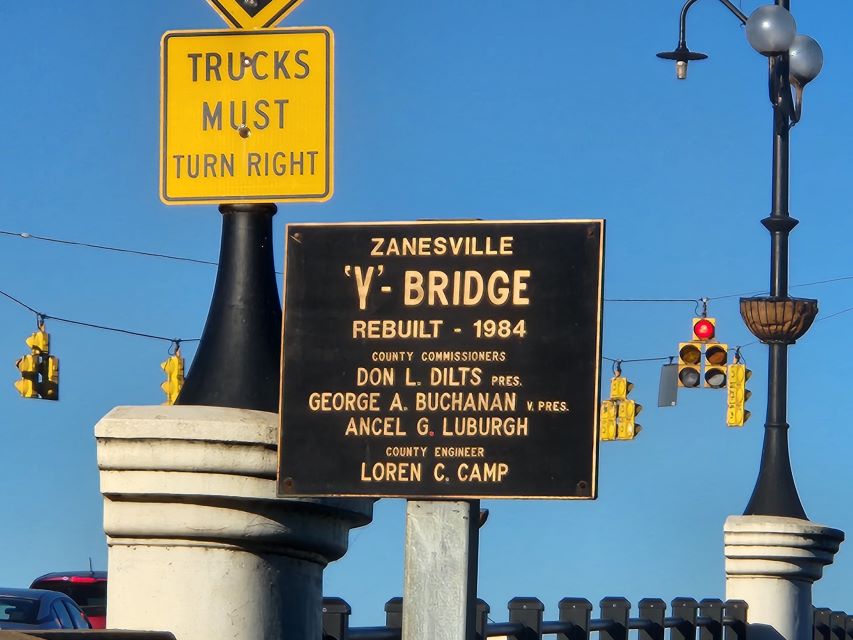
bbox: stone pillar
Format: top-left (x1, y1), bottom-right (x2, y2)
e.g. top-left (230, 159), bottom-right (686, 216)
top-left (96, 405), bottom-right (373, 640)
top-left (725, 516), bottom-right (844, 640)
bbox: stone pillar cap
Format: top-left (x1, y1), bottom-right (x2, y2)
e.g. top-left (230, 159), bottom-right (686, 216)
top-left (725, 515), bottom-right (844, 540)
top-left (95, 405), bottom-right (276, 444)
top-left (725, 515), bottom-right (844, 582)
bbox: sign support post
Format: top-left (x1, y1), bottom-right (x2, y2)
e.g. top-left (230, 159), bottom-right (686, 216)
top-left (402, 500), bottom-right (480, 640)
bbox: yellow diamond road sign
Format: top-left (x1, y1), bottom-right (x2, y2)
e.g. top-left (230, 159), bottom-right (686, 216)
top-left (160, 28), bottom-right (333, 205)
top-left (206, 0), bottom-right (304, 29)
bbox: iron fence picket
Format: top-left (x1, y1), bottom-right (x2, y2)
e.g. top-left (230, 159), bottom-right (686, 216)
top-left (723, 600), bottom-right (747, 640)
top-left (476, 598), bottom-right (491, 640)
top-left (671, 598), bottom-right (699, 640)
top-left (814, 608), bottom-right (833, 640)
top-left (508, 597), bottom-right (545, 640)
top-left (638, 598), bottom-right (666, 640)
top-left (699, 599), bottom-right (724, 640)
top-left (832, 613), bottom-right (848, 640)
top-left (322, 597), bottom-right (351, 640)
top-left (599, 598), bottom-right (630, 640)
top-left (559, 598), bottom-right (593, 640)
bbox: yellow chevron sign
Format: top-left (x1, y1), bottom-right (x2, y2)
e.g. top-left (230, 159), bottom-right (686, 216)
top-left (206, 0), bottom-right (304, 29)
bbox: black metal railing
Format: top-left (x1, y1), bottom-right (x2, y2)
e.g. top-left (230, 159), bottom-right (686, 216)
top-left (322, 597), bottom-right (748, 640)
top-left (812, 608), bottom-right (853, 640)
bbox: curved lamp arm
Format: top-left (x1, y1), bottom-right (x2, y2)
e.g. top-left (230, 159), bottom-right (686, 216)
top-left (769, 57), bottom-right (801, 128)
top-left (678, 0), bottom-right (746, 43)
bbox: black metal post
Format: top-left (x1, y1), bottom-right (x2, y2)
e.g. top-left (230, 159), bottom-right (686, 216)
top-left (638, 599), bottom-right (666, 640)
top-left (559, 599), bottom-right (593, 640)
top-left (742, 0), bottom-right (808, 518)
top-left (671, 598), bottom-right (698, 640)
top-left (475, 599), bottom-right (490, 640)
top-left (385, 598), bottom-right (403, 630)
top-left (322, 598), bottom-right (352, 640)
top-left (600, 598), bottom-right (630, 640)
top-left (508, 598), bottom-right (545, 640)
top-left (723, 601), bottom-right (747, 640)
top-left (699, 599), bottom-right (724, 640)
top-left (815, 609), bottom-right (833, 640)
top-left (177, 203), bottom-right (282, 412)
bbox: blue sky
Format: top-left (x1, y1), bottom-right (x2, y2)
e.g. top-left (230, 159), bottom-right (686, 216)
top-left (2, 0), bottom-right (852, 627)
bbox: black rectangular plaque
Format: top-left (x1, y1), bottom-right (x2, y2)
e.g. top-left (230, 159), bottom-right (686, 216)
top-left (278, 220), bottom-right (604, 499)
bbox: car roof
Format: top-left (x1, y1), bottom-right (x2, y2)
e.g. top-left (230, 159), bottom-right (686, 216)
top-left (31, 572), bottom-right (107, 582)
top-left (0, 588), bottom-right (74, 615)
top-left (0, 587), bottom-right (67, 599)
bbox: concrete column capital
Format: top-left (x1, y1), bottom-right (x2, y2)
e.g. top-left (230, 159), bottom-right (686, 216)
top-left (97, 405), bottom-right (373, 640)
top-left (725, 515), bottom-right (844, 640)
top-left (97, 405), bottom-right (372, 561)
top-left (725, 515), bottom-right (844, 583)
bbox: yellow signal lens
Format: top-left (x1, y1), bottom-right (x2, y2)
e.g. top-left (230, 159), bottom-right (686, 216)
top-left (679, 343), bottom-right (701, 365)
top-left (705, 344), bottom-right (728, 366)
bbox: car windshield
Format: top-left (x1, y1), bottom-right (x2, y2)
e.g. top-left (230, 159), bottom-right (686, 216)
top-left (30, 582), bottom-right (106, 615)
top-left (0, 597), bottom-right (39, 623)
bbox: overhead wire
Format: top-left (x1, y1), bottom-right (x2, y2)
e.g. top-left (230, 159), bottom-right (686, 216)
top-left (0, 230), bottom-right (218, 268)
top-left (604, 305), bottom-right (853, 365)
top-left (0, 229), bottom-right (284, 275)
top-left (0, 289), bottom-right (40, 316)
top-left (3, 229), bottom-right (851, 295)
top-left (1, 229), bottom-right (850, 363)
top-left (0, 287), bottom-right (198, 344)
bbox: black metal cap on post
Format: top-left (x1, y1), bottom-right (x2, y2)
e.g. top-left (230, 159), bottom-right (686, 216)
top-left (177, 203), bottom-right (282, 412)
top-left (743, 416), bottom-right (806, 519)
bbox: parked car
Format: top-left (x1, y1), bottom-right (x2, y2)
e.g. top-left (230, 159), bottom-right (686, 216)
top-left (0, 587), bottom-right (91, 630)
top-left (30, 571), bottom-right (107, 629)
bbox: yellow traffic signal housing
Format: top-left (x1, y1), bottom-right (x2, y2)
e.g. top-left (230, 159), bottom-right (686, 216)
top-left (14, 324), bottom-right (59, 400)
top-left (692, 317), bottom-right (716, 342)
top-left (26, 328), bottom-right (50, 354)
top-left (610, 375), bottom-right (632, 401)
top-left (600, 400), bottom-right (617, 441)
top-left (704, 343), bottom-right (728, 389)
top-left (678, 342), bottom-right (702, 388)
top-left (161, 351), bottom-right (185, 405)
top-left (14, 354), bottom-right (39, 398)
top-left (726, 363), bottom-right (752, 427)
top-left (41, 356), bottom-right (59, 401)
top-left (616, 399), bottom-right (642, 440)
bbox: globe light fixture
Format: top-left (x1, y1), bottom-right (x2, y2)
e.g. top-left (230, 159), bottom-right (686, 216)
top-left (789, 35), bottom-right (823, 86)
top-left (745, 5), bottom-right (797, 56)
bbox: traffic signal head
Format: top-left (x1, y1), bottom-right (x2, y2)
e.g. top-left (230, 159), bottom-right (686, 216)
top-left (704, 343), bottom-right (728, 388)
top-left (692, 317), bottom-right (716, 342)
top-left (14, 354), bottom-right (39, 398)
top-left (726, 363), bottom-right (752, 427)
top-left (678, 342), bottom-right (702, 388)
top-left (616, 399), bottom-right (642, 440)
top-left (600, 400), bottom-right (617, 441)
top-left (41, 356), bottom-right (59, 401)
top-left (160, 352), bottom-right (185, 405)
top-left (610, 375), bottom-right (632, 401)
top-left (26, 328), bottom-right (50, 354)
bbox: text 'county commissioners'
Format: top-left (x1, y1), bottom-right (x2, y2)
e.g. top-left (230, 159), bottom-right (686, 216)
top-left (160, 28), bottom-right (333, 205)
top-left (278, 220), bottom-right (605, 500)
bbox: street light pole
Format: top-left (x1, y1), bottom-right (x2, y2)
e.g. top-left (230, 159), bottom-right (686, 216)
top-left (745, 26), bottom-right (803, 517)
top-left (658, 0), bottom-right (823, 519)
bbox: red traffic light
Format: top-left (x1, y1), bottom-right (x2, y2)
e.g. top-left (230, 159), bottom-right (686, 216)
top-left (693, 318), bottom-right (715, 341)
